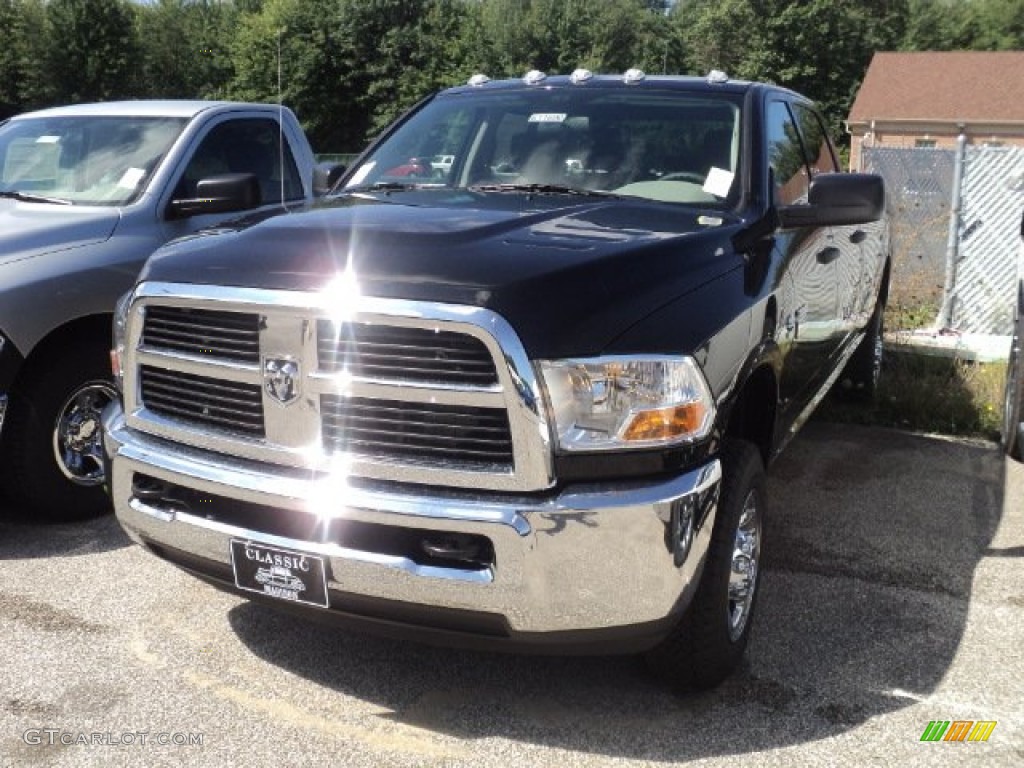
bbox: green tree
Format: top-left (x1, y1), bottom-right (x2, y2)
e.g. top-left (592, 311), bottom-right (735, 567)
top-left (0, 0), bottom-right (24, 117)
top-left (44, 0), bottom-right (140, 103)
top-left (675, 0), bottom-right (908, 145)
top-left (227, 0), bottom-right (369, 152)
top-left (135, 0), bottom-right (236, 100)
top-left (2, 0), bottom-right (49, 113)
top-left (947, 0), bottom-right (1024, 50)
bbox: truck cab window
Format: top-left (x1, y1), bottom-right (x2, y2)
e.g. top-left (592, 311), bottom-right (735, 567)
top-left (791, 103), bottom-right (838, 176)
top-left (766, 100), bottom-right (809, 206)
top-left (175, 118), bottom-right (303, 204)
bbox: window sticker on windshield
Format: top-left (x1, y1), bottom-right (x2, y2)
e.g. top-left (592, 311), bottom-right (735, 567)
top-left (6, 139), bottom-right (58, 182)
top-left (703, 167), bottom-right (734, 198)
top-left (346, 162), bottom-right (375, 187)
top-left (117, 168), bottom-right (147, 189)
top-left (35, 135), bottom-right (61, 144)
top-left (528, 113), bottom-right (567, 123)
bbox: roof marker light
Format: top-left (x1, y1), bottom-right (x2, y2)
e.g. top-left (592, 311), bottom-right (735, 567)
top-left (523, 70), bottom-right (547, 85)
top-left (468, 73), bottom-right (491, 86)
top-left (570, 68), bottom-right (594, 84)
top-left (623, 68), bottom-right (645, 84)
top-left (707, 70), bottom-right (729, 84)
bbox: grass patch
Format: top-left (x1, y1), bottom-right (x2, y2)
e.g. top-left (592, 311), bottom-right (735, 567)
top-left (884, 298), bottom-right (940, 332)
top-left (816, 349), bottom-right (1007, 440)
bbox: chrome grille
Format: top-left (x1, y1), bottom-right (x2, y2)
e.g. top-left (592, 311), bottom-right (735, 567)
top-left (142, 306), bottom-right (260, 363)
top-left (140, 366), bottom-right (264, 438)
top-left (322, 396), bottom-right (513, 467)
top-left (316, 320), bottom-right (498, 386)
top-left (124, 283), bottom-right (553, 492)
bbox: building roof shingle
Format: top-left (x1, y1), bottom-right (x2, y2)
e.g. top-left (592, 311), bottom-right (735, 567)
top-left (848, 51), bottom-right (1024, 125)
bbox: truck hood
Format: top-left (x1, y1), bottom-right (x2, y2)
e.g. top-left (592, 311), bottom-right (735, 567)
top-left (0, 199), bottom-right (119, 265)
top-left (141, 194), bottom-right (745, 357)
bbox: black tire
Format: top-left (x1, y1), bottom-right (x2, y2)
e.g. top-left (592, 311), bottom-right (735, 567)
top-left (1002, 281), bottom-right (1024, 461)
top-left (644, 440), bottom-right (766, 691)
top-left (1, 342), bottom-right (116, 521)
top-left (838, 297), bottom-right (885, 400)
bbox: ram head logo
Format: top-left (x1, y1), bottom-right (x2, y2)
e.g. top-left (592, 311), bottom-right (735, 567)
top-left (263, 357), bottom-right (300, 405)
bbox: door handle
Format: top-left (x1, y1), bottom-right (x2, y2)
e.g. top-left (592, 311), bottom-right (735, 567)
top-left (816, 246), bottom-right (841, 264)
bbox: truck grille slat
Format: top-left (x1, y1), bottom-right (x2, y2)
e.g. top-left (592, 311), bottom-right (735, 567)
top-left (140, 366), bottom-right (264, 437)
top-left (332, 419), bottom-right (511, 441)
top-left (143, 307), bottom-right (260, 363)
top-left (317, 320), bottom-right (497, 386)
top-left (342, 438), bottom-right (511, 462)
top-left (321, 395), bottom-right (513, 467)
top-left (142, 375), bottom-right (259, 408)
top-left (323, 404), bottom-right (511, 433)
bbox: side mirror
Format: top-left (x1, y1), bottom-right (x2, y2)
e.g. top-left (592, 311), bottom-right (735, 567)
top-left (167, 173), bottom-right (261, 219)
top-left (778, 173), bottom-right (885, 228)
top-left (313, 163), bottom-right (346, 196)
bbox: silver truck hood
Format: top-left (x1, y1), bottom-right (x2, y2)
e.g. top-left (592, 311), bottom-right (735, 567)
top-left (0, 199), bottom-right (119, 265)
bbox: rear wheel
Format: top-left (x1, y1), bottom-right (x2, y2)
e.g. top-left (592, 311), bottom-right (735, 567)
top-left (644, 440), bottom-right (765, 691)
top-left (1, 342), bottom-right (116, 520)
top-left (1002, 281), bottom-right (1024, 461)
top-left (839, 297), bottom-right (885, 400)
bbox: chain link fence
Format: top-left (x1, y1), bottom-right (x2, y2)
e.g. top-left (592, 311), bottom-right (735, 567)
top-left (861, 144), bottom-right (1024, 335)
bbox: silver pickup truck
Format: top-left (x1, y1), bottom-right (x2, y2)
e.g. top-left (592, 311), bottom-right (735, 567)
top-left (0, 100), bottom-right (336, 520)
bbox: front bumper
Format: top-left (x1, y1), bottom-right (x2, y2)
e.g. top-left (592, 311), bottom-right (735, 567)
top-left (103, 402), bottom-right (721, 652)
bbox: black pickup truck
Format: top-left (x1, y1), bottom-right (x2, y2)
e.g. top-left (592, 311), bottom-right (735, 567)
top-left (102, 69), bottom-right (889, 690)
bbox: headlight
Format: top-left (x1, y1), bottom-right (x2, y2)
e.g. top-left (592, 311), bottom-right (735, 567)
top-left (538, 356), bottom-right (715, 451)
top-left (110, 290), bottom-right (134, 391)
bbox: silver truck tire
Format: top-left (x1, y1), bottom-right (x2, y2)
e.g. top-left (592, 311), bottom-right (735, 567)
top-left (1, 343), bottom-right (115, 520)
top-left (644, 440), bottom-right (765, 690)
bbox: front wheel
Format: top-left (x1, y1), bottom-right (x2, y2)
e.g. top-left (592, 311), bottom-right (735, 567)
top-left (1, 342), bottom-right (116, 520)
top-left (644, 440), bottom-right (766, 691)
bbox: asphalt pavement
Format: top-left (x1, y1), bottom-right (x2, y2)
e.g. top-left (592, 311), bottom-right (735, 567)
top-left (1, 421), bottom-right (1022, 767)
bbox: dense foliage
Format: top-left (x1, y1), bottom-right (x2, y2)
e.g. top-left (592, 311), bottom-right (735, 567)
top-left (1, 0), bottom-right (1020, 154)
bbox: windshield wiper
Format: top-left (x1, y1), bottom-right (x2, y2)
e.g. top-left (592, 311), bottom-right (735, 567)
top-left (0, 190), bottom-right (73, 205)
top-left (469, 183), bottom-right (619, 199)
top-left (346, 181), bottom-right (431, 193)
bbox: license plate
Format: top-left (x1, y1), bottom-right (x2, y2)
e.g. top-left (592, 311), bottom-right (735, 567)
top-left (230, 540), bottom-right (329, 608)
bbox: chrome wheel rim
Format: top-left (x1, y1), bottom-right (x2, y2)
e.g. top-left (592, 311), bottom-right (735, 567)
top-left (53, 381), bottom-right (117, 486)
top-left (727, 489), bottom-right (761, 642)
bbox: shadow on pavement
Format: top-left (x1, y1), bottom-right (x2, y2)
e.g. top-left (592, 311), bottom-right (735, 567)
top-left (223, 422), bottom-right (1005, 760)
top-left (0, 504), bottom-right (130, 559)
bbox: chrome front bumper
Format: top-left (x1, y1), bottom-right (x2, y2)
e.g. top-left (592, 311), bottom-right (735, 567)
top-left (104, 402), bottom-right (720, 650)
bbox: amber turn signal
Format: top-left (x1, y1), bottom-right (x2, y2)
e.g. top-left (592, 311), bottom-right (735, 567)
top-left (622, 403), bottom-right (707, 442)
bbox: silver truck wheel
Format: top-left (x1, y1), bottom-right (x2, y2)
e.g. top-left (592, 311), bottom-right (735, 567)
top-left (645, 440), bottom-right (766, 691)
top-left (53, 381), bottom-right (117, 485)
top-left (0, 340), bottom-right (115, 520)
top-left (727, 489), bottom-right (762, 642)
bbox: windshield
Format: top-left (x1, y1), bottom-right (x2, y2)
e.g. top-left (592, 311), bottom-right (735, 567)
top-left (0, 115), bottom-right (187, 206)
top-left (345, 87), bottom-right (743, 207)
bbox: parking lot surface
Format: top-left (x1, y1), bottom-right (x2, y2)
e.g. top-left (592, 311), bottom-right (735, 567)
top-left (1, 421), bottom-right (1022, 767)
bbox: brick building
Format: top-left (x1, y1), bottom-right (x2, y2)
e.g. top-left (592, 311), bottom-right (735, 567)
top-left (846, 51), bottom-right (1024, 171)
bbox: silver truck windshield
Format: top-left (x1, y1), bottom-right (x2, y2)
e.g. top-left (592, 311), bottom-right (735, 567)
top-left (0, 115), bottom-right (187, 206)
top-left (345, 87), bottom-right (743, 206)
